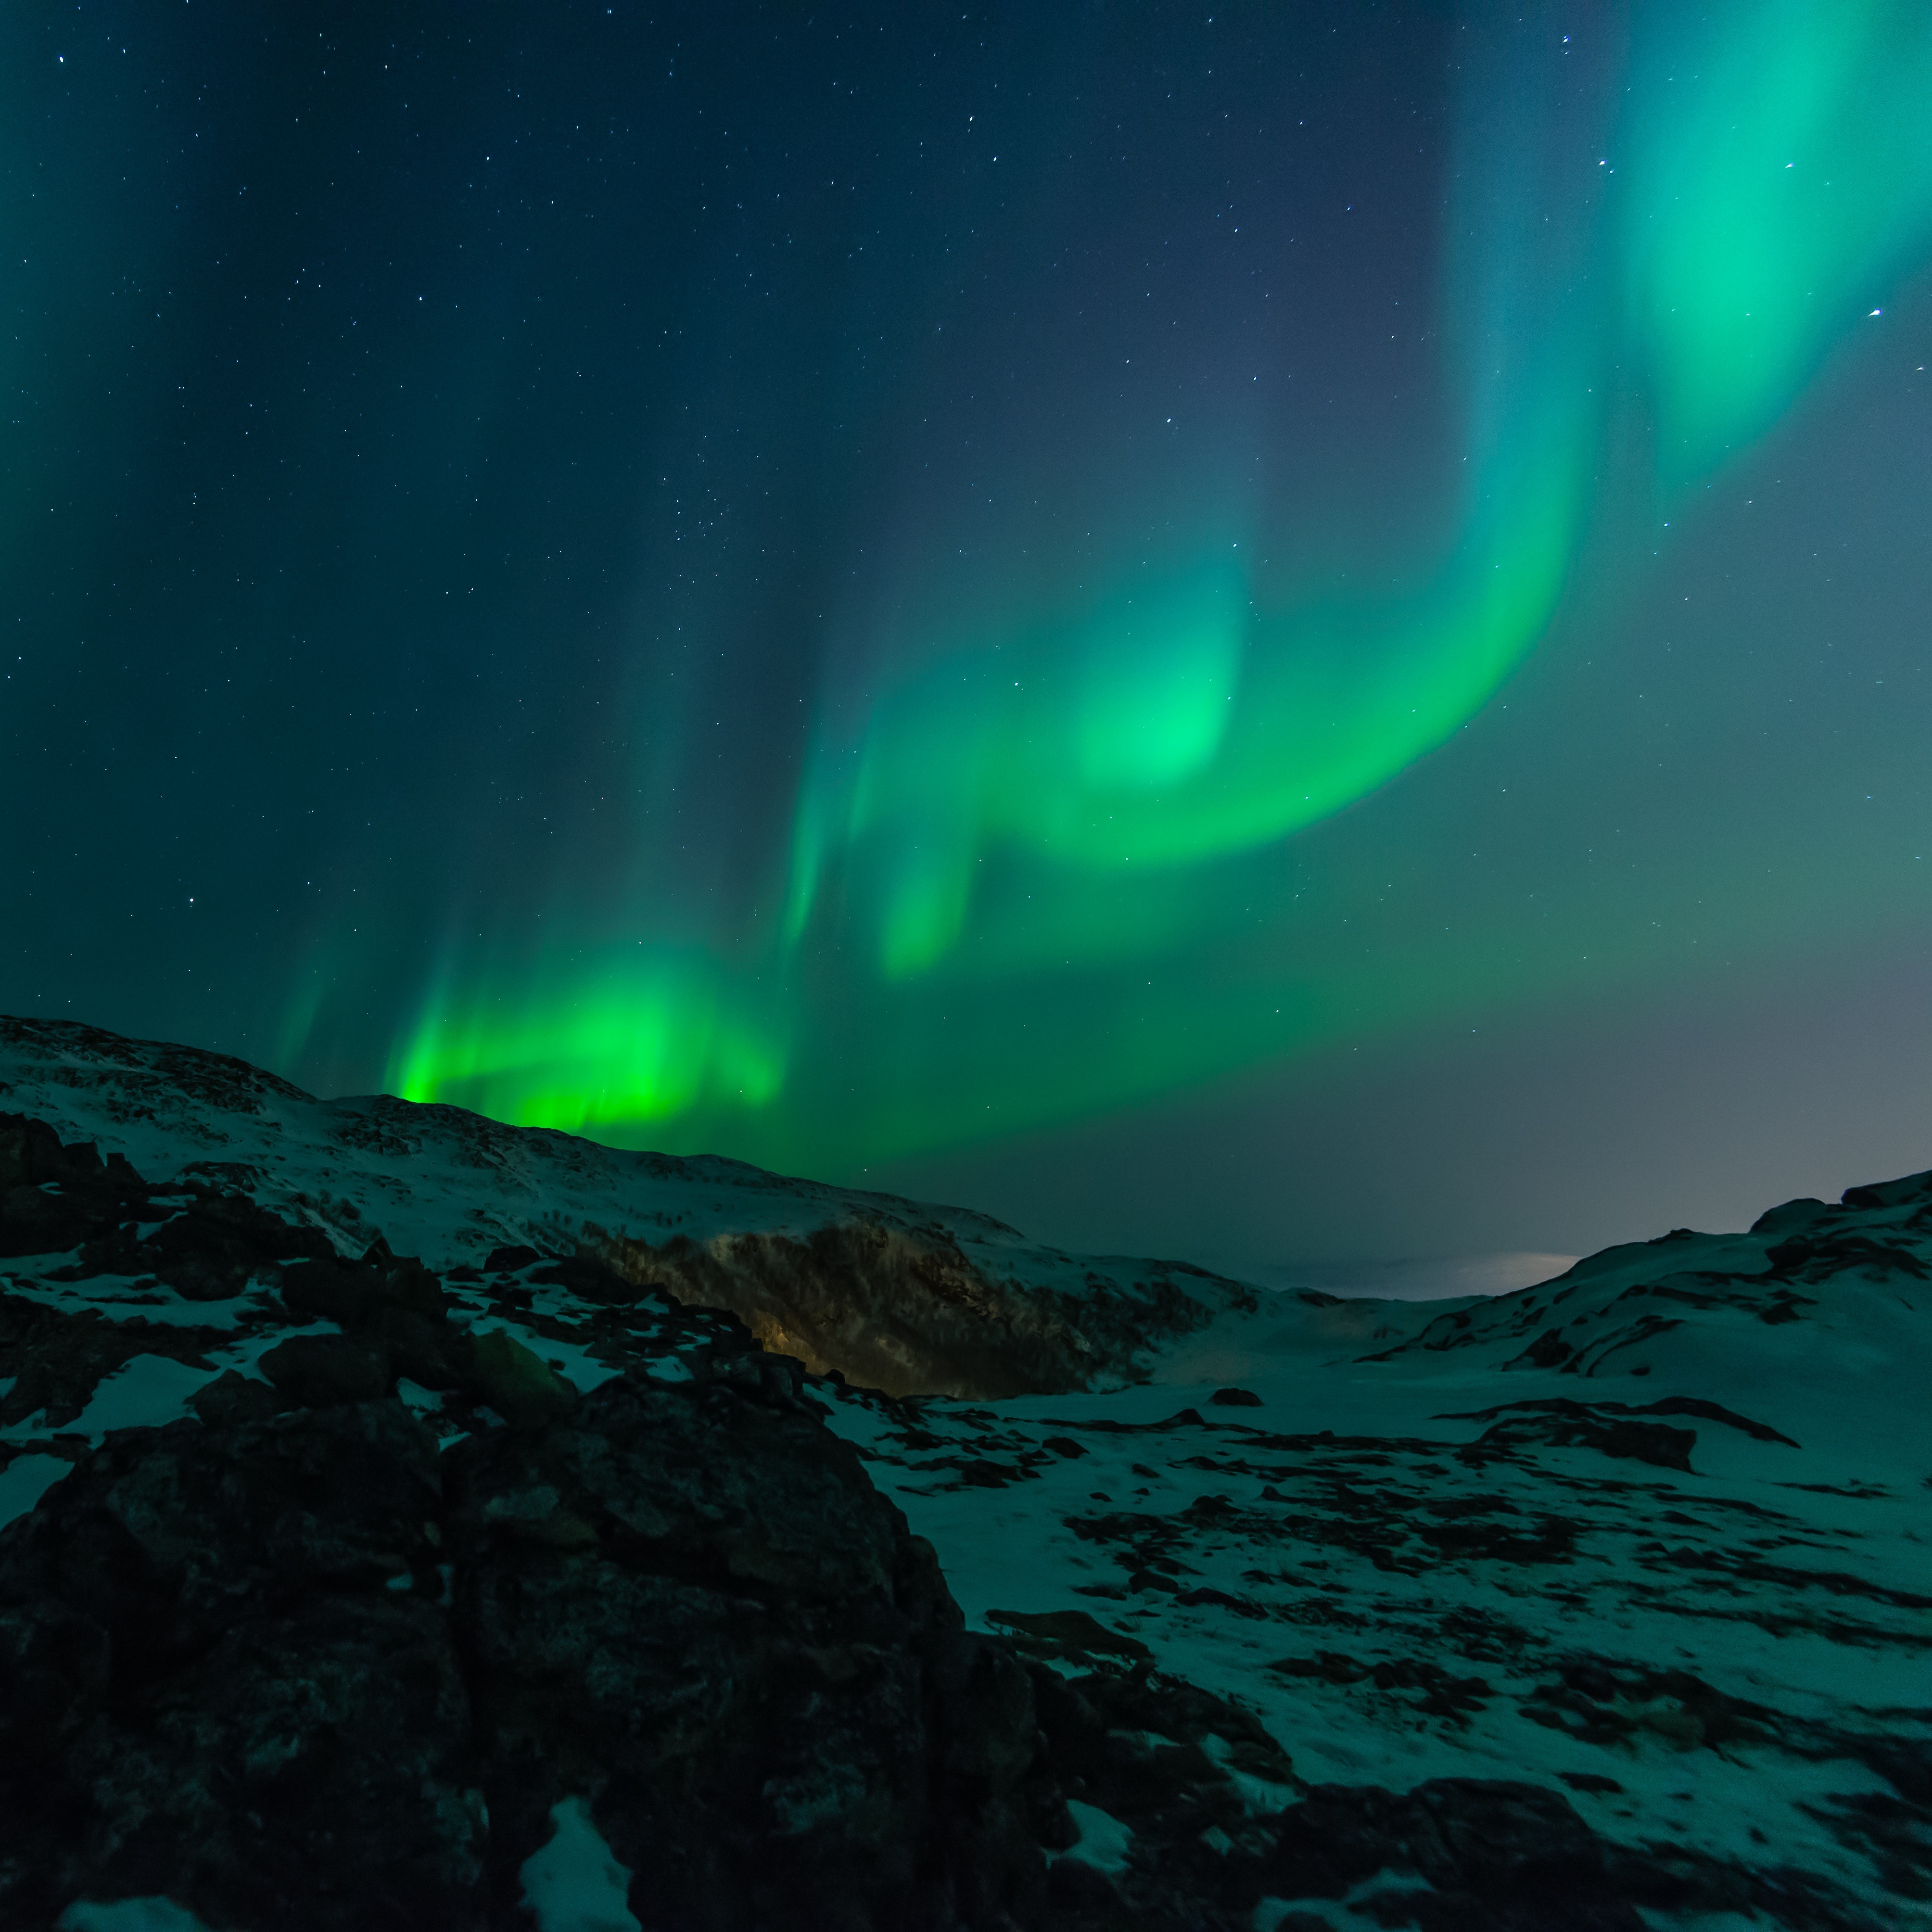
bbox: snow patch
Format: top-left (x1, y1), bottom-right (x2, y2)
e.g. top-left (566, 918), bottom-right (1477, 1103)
top-left (0, 1452), bottom-right (72, 1529)
top-left (520, 1794), bottom-right (640, 1932)
top-left (71, 1356), bottom-right (220, 1440)
top-left (1055, 1799), bottom-right (1134, 1876)
top-left (58, 1899), bottom-right (215, 1932)
top-left (394, 1376), bottom-right (444, 1415)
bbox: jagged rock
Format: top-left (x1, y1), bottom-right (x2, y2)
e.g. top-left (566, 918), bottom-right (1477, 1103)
top-left (1265, 1778), bottom-right (1642, 1930)
top-left (531, 1254), bottom-right (632, 1301)
top-left (0, 1375), bottom-right (1058, 1930)
top-left (467, 1328), bottom-right (577, 1426)
top-left (447, 1368), bottom-right (1047, 1926)
top-left (188, 1368), bottom-right (282, 1426)
top-left (595, 1219), bottom-right (1240, 1400)
top-left (279, 1255), bottom-right (395, 1327)
top-left (57, 1594), bottom-right (484, 1929)
top-left (281, 1250), bottom-right (474, 1392)
top-left (1019, 1661), bottom-right (1299, 1929)
top-left (0, 1596), bottom-right (110, 1773)
top-left (483, 1243), bottom-right (544, 1272)
top-left (0, 1114), bottom-right (131, 1260)
top-left (258, 1332), bottom-right (392, 1405)
top-left (0, 1294), bottom-right (215, 1433)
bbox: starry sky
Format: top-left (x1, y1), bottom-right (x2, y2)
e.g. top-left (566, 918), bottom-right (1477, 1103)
top-left (5, 1), bottom-right (1931, 1272)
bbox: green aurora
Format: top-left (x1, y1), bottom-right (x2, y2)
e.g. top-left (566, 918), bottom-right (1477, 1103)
top-left (380, 1), bottom-right (1932, 1168)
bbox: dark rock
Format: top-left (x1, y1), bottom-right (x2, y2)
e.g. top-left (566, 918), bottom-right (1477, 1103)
top-left (1026, 1778), bottom-right (1080, 1853)
top-left (61, 1596), bottom-right (482, 1931)
top-left (1450, 1396), bottom-right (1698, 1473)
top-left (0, 1118), bottom-right (330, 1279)
top-left (381, 1256), bottom-right (454, 1320)
top-left (0, 1408), bottom-right (476, 1928)
top-left (0, 1403), bottom-right (444, 1665)
top-left (0, 1597), bottom-right (110, 1773)
top-left (0, 1115), bottom-right (147, 1211)
top-left (161, 1250), bottom-right (251, 1300)
top-left (987, 1608), bottom-right (1154, 1667)
top-left (928, 1628), bottom-right (1039, 1797)
top-left (1749, 1196), bottom-right (1831, 1235)
top-left (1841, 1171), bottom-right (1932, 1211)
top-left (0, 1115), bottom-right (69, 1191)
top-left (466, 1328), bottom-right (576, 1427)
top-left (259, 1333), bottom-right (392, 1405)
top-left (1267, 1778), bottom-right (1643, 1929)
top-left (189, 1368), bottom-right (282, 1426)
top-left (151, 1193), bottom-right (334, 1271)
top-left (0, 1183), bottom-right (90, 1260)
top-left (1506, 1326), bottom-right (1576, 1371)
top-left (445, 1373), bottom-right (1047, 1929)
top-left (0, 1293), bottom-right (215, 1432)
top-left (1017, 1661), bottom-right (1303, 1928)
top-left (698, 1343), bottom-right (812, 1410)
top-left (1767, 1229), bottom-right (1930, 1282)
top-left (280, 1256), bottom-right (389, 1327)
top-left (1209, 1386), bottom-right (1263, 1407)
top-left (483, 1242), bottom-right (544, 1272)
top-left (1046, 1855), bottom-right (1122, 1911)
top-left (956, 1456), bottom-right (1029, 1487)
top-left (278, 1251), bottom-right (473, 1397)
top-left (532, 1253), bottom-right (633, 1301)
top-left (366, 1301), bottom-right (474, 1390)
top-left (1559, 1771), bottom-right (1625, 1794)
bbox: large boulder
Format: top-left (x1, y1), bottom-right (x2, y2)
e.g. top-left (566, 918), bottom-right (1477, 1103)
top-left (0, 1374), bottom-right (1050, 1931)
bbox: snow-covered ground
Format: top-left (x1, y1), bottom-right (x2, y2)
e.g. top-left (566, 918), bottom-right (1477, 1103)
top-left (3, 1016), bottom-right (1928, 1927)
top-left (819, 1271), bottom-right (1930, 1921)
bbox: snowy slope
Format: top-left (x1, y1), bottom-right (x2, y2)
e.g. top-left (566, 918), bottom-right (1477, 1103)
top-left (0, 1017), bottom-right (1254, 1394)
top-left (2, 1014), bottom-right (1927, 1928)
top-left (819, 1196), bottom-right (1932, 1925)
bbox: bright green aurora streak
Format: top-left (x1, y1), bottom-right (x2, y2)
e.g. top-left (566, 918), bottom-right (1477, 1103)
top-left (384, 2), bottom-right (1932, 1166)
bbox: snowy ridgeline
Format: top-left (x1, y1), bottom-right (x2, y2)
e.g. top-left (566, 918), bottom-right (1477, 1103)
top-left (1, 1014), bottom-right (1929, 1931)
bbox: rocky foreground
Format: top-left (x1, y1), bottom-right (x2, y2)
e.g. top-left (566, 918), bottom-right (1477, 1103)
top-left (0, 1017), bottom-right (1927, 1931)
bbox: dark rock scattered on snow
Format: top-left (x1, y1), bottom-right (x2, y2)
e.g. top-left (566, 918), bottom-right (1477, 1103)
top-left (1208, 1386), bottom-right (1263, 1407)
top-left (0, 1243), bottom-right (1049, 1927)
top-left (0, 1117), bottom-right (1690, 1932)
top-left (6, 1035), bottom-right (1929, 1930)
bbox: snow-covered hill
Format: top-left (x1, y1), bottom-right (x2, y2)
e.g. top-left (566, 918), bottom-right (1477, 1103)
top-left (1, 1015), bottom-right (1927, 1930)
top-left (0, 1016), bottom-right (1261, 1397)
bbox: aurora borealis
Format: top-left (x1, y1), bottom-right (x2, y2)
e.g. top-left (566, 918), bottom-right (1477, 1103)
top-left (6, 3), bottom-right (1931, 1265)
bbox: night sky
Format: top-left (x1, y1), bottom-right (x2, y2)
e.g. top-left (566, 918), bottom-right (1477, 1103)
top-left (6, 2), bottom-right (1931, 1272)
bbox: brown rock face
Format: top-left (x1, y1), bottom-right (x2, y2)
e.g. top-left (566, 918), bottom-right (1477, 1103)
top-left (594, 1218), bottom-right (1230, 1400)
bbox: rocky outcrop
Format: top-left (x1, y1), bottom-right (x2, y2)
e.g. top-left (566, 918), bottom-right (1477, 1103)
top-left (0, 1380), bottom-right (1060, 1932)
top-left (0, 1119), bottom-right (1057, 1930)
top-left (0, 1017), bottom-right (1258, 1402)
top-left (592, 1219), bottom-right (1239, 1400)
top-left (2, 1112), bottom-right (169, 1261)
